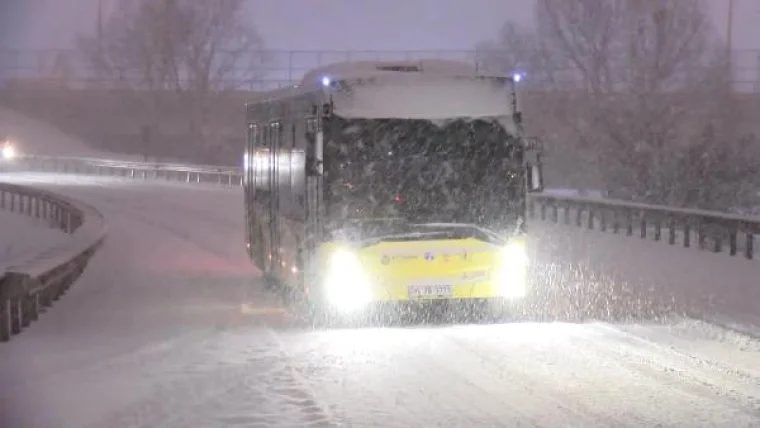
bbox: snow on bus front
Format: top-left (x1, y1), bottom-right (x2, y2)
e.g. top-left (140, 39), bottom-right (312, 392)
top-left (313, 116), bottom-right (529, 317)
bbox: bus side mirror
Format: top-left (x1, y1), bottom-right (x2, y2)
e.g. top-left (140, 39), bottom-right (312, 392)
top-left (527, 162), bottom-right (543, 192)
top-left (306, 152), bottom-right (322, 176)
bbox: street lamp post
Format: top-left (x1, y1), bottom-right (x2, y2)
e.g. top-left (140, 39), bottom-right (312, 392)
top-left (727, 0), bottom-right (734, 55)
top-left (727, 0), bottom-right (734, 91)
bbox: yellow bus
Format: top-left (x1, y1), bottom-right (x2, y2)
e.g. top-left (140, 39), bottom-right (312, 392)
top-left (243, 59), bottom-right (544, 323)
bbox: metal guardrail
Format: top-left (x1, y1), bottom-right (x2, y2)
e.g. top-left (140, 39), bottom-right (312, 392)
top-left (0, 183), bottom-right (106, 341)
top-left (5, 155), bottom-right (244, 187)
top-left (5, 154), bottom-right (759, 261)
top-left (529, 193), bottom-right (760, 260)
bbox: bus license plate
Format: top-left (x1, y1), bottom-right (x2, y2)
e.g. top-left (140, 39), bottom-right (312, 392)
top-left (409, 285), bottom-right (452, 299)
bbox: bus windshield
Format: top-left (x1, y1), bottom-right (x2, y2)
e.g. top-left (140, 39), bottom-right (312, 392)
top-left (324, 116), bottom-right (524, 230)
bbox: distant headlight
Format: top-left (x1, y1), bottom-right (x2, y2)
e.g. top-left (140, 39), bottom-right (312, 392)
top-left (494, 240), bottom-right (528, 298)
top-left (323, 249), bottom-right (372, 311)
top-left (2, 143), bottom-right (16, 160)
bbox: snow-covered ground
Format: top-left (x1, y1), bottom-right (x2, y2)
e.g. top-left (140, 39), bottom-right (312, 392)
top-left (0, 207), bottom-right (71, 269)
top-left (0, 172), bottom-right (759, 427)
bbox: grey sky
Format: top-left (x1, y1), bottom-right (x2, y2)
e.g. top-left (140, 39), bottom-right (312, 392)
top-left (5, 0), bottom-right (759, 50)
top-left (3, 0), bottom-right (760, 83)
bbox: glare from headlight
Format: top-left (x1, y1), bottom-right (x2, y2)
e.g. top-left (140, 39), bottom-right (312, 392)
top-left (324, 249), bottom-right (372, 311)
top-left (502, 241), bottom-right (528, 267)
top-left (2, 144), bottom-right (16, 160)
top-left (495, 241), bottom-right (528, 298)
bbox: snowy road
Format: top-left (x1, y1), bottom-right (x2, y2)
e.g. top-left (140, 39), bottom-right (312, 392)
top-left (1, 173), bottom-right (759, 427)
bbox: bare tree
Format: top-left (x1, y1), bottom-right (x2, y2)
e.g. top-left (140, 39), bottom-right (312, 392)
top-left (78, 0), bottom-right (266, 162)
top-left (530, 0), bottom-right (755, 209)
top-left (475, 22), bottom-right (537, 74)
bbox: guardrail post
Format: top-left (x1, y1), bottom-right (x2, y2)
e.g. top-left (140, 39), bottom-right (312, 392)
top-left (698, 222), bottom-right (706, 249)
top-left (746, 233), bottom-right (754, 259)
top-left (9, 298), bottom-right (21, 335)
top-left (0, 190), bottom-right (5, 210)
top-left (668, 218), bottom-right (676, 245)
top-left (64, 211), bottom-right (73, 233)
top-left (683, 223), bottom-right (691, 248)
top-left (54, 205), bottom-right (61, 228)
top-left (20, 292), bottom-right (36, 327)
top-left (0, 299), bottom-right (10, 341)
top-left (38, 283), bottom-right (51, 308)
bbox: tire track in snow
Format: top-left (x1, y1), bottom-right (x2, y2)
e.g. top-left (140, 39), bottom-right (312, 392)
top-left (276, 321), bottom-right (760, 427)
top-left (440, 324), bottom-right (661, 427)
top-left (82, 326), bottom-right (336, 428)
top-left (586, 321), bottom-right (760, 414)
top-left (442, 321), bottom-right (760, 425)
top-left (276, 325), bottom-right (598, 427)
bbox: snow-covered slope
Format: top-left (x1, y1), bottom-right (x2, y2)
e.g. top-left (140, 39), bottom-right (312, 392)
top-left (0, 106), bottom-right (152, 161)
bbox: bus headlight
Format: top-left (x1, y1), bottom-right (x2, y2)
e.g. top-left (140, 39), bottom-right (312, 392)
top-left (323, 249), bottom-right (372, 311)
top-left (494, 240), bottom-right (528, 298)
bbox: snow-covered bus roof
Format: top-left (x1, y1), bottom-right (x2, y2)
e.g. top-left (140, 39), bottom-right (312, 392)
top-left (317, 60), bottom-right (514, 120)
top-left (301, 59), bottom-right (510, 83)
top-left (250, 60), bottom-right (517, 121)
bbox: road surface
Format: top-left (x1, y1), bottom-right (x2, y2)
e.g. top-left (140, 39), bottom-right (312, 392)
top-left (0, 173), bottom-right (758, 428)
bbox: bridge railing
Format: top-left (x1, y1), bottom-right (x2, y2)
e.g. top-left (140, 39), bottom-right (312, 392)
top-left (0, 182), bottom-right (106, 341)
top-left (529, 193), bottom-right (760, 260)
top-left (4, 155), bottom-right (244, 187)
